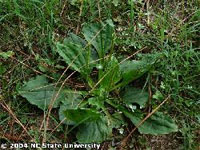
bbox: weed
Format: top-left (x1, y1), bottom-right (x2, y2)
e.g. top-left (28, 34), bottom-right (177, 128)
top-left (0, 0), bottom-right (199, 149)
top-left (18, 21), bottom-right (178, 145)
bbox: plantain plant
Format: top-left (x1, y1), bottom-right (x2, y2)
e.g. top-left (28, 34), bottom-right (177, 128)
top-left (18, 20), bottom-right (178, 143)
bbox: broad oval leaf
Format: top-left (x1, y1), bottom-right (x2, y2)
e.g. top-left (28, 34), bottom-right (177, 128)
top-left (117, 53), bottom-right (160, 87)
top-left (77, 117), bottom-right (112, 143)
top-left (18, 76), bottom-right (63, 110)
top-left (119, 60), bottom-right (152, 86)
top-left (59, 90), bottom-right (83, 125)
top-left (107, 100), bottom-right (178, 135)
top-left (64, 33), bottom-right (99, 67)
top-left (56, 42), bottom-right (89, 73)
top-left (56, 33), bottom-right (94, 75)
top-left (64, 108), bottom-right (101, 124)
top-left (82, 21), bottom-right (114, 58)
top-left (125, 111), bottom-right (178, 135)
top-left (122, 87), bottom-right (149, 108)
top-left (64, 33), bottom-right (86, 47)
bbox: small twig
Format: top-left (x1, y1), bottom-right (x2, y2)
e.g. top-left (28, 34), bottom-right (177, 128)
top-left (146, 0), bottom-right (150, 25)
top-left (60, 0), bottom-right (67, 17)
top-left (76, 0), bottom-right (83, 34)
top-left (0, 100), bottom-right (33, 140)
top-left (49, 118), bottom-right (66, 136)
top-left (98, 1), bottom-right (101, 19)
top-left (7, 56), bottom-right (31, 75)
top-left (148, 80), bottom-right (152, 113)
top-left (11, 57), bottom-right (55, 80)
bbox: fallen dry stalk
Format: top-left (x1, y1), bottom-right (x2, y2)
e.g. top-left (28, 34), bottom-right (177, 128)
top-left (120, 95), bottom-right (171, 150)
top-left (0, 98), bottom-right (33, 140)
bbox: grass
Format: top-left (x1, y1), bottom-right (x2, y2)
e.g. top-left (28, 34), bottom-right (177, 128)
top-left (0, 0), bottom-right (200, 149)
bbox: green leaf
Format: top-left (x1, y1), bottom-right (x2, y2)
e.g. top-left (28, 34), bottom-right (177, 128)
top-left (112, 0), bottom-right (119, 6)
top-left (153, 90), bottom-right (164, 101)
top-left (125, 111), bottom-right (178, 135)
top-left (0, 63), bottom-right (6, 75)
top-left (122, 87), bottom-right (149, 108)
top-left (59, 91), bottom-right (83, 125)
top-left (64, 108), bottom-right (101, 124)
top-left (100, 56), bottom-right (121, 90)
top-left (56, 42), bottom-right (90, 74)
top-left (18, 76), bottom-right (63, 110)
top-left (119, 60), bottom-right (151, 86)
top-left (64, 33), bottom-right (99, 67)
top-left (0, 51), bottom-right (14, 59)
top-left (107, 100), bottom-right (178, 135)
top-left (117, 54), bottom-right (160, 88)
top-left (82, 21), bottom-right (114, 58)
top-left (69, 0), bottom-right (79, 5)
top-left (111, 112), bottom-right (126, 128)
top-left (64, 33), bottom-right (86, 48)
top-left (88, 97), bottom-right (104, 109)
top-left (56, 33), bottom-right (94, 76)
top-left (77, 117), bottom-right (112, 143)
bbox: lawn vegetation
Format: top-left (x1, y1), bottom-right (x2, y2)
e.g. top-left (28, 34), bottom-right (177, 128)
top-left (0, 0), bottom-right (199, 149)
